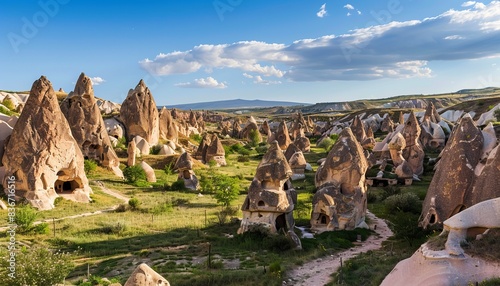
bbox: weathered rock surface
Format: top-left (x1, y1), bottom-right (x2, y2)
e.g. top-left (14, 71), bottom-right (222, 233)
top-left (139, 161), bottom-right (156, 183)
top-left (2, 76), bottom-right (91, 210)
top-left (275, 121), bottom-right (291, 150)
top-left (158, 107), bottom-right (178, 143)
top-left (120, 80), bottom-right (159, 145)
top-left (124, 263), bottom-right (170, 286)
top-left (238, 141), bottom-right (301, 249)
top-left (174, 152), bottom-right (199, 190)
top-left (312, 128), bottom-right (368, 232)
top-left (60, 73), bottom-right (122, 178)
top-left (205, 135), bottom-right (226, 166)
top-left (419, 114), bottom-right (484, 229)
top-left (402, 111), bottom-right (425, 176)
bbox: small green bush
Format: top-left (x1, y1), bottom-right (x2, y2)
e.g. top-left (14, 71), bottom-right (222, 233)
top-left (123, 165), bottom-right (146, 183)
top-left (237, 155), bottom-right (250, 162)
top-left (83, 159), bottom-right (97, 175)
top-left (13, 205), bottom-right (38, 233)
top-left (100, 222), bottom-right (127, 235)
top-left (150, 145), bottom-right (162, 155)
top-left (255, 144), bottom-right (268, 154)
top-left (318, 137), bottom-right (335, 152)
top-left (33, 223), bottom-right (50, 235)
top-left (379, 185), bottom-right (402, 201)
top-left (170, 179), bottom-right (187, 191)
top-left (53, 196), bottom-right (64, 206)
top-left (248, 129), bottom-right (261, 147)
top-left (494, 108), bottom-right (500, 121)
top-left (384, 192), bottom-right (421, 214)
top-left (164, 162), bottom-right (174, 175)
top-left (2, 98), bottom-right (15, 111)
top-left (128, 198), bottom-right (141, 210)
top-left (190, 133), bottom-right (202, 143)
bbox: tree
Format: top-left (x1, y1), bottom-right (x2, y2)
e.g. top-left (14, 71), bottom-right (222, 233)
top-left (248, 129), bottom-right (261, 147)
top-left (211, 173), bottom-right (241, 207)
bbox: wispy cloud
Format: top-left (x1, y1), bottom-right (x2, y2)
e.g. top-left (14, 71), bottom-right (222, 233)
top-left (344, 4), bottom-right (354, 10)
top-left (90, 77), bottom-right (105, 86)
top-left (344, 4), bottom-right (361, 17)
top-left (317, 3), bottom-right (327, 18)
top-left (253, 75), bottom-right (281, 85)
top-left (141, 2), bottom-right (500, 82)
top-left (175, 77), bottom-right (227, 88)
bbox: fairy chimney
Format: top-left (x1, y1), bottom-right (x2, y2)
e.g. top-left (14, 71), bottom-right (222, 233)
top-left (174, 152), bottom-right (199, 190)
top-left (402, 111), bottom-right (425, 176)
top-left (275, 121), bottom-right (292, 150)
top-left (159, 107), bottom-right (178, 143)
top-left (60, 73), bottom-right (122, 178)
top-left (2, 76), bottom-right (92, 210)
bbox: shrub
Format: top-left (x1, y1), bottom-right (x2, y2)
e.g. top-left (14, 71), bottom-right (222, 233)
top-left (318, 137), bottom-right (335, 152)
top-left (115, 137), bottom-right (127, 149)
top-left (367, 191), bottom-right (377, 203)
top-left (212, 174), bottom-right (241, 207)
top-left (170, 179), bottom-right (187, 191)
top-left (0, 105), bottom-right (15, 116)
top-left (0, 246), bottom-right (74, 286)
top-left (384, 192), bottom-right (421, 214)
top-left (150, 145), bottom-right (162, 155)
top-left (53, 196), bottom-right (64, 206)
top-left (13, 205), bottom-right (38, 233)
top-left (33, 222), bottom-right (50, 235)
top-left (164, 162), bottom-right (174, 175)
top-left (100, 222), bottom-right (127, 235)
top-left (84, 159), bottom-right (98, 175)
top-left (389, 211), bottom-right (428, 246)
top-left (379, 185), bottom-right (401, 201)
top-left (255, 144), bottom-right (268, 154)
top-left (128, 198), bottom-right (141, 210)
top-left (207, 159), bottom-right (217, 168)
top-left (123, 165), bottom-right (146, 183)
top-left (494, 108), bottom-right (500, 121)
top-left (115, 204), bottom-right (128, 212)
top-left (248, 129), bottom-right (261, 147)
top-left (190, 133), bottom-right (202, 143)
top-left (2, 98), bottom-right (15, 110)
top-left (237, 155), bottom-right (250, 162)
top-left (230, 143), bottom-right (251, 155)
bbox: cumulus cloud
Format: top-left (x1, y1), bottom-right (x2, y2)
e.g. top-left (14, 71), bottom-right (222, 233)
top-left (90, 77), bottom-right (105, 86)
top-left (253, 75), bottom-right (282, 85)
top-left (344, 4), bottom-right (354, 10)
top-left (317, 3), bottom-right (327, 18)
top-left (140, 2), bottom-right (500, 82)
top-left (175, 77), bottom-right (227, 89)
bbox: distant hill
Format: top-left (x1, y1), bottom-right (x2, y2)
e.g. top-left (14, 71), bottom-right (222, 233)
top-left (165, 99), bottom-right (311, 110)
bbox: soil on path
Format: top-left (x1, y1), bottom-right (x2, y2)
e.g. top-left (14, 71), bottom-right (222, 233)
top-left (285, 210), bottom-right (393, 286)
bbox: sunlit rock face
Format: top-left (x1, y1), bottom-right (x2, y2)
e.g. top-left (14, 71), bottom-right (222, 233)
top-left (311, 128), bottom-right (368, 232)
top-left (2, 76), bottom-right (91, 210)
top-left (238, 141), bottom-right (302, 249)
top-left (159, 106), bottom-right (178, 143)
top-left (419, 114), bottom-right (483, 229)
top-left (119, 79), bottom-right (159, 146)
top-left (60, 73), bottom-right (122, 178)
top-left (124, 263), bottom-right (170, 286)
top-left (275, 121), bottom-right (292, 151)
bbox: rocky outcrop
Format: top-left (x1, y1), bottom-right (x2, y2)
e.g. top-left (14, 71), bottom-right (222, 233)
top-left (174, 152), bottom-right (199, 190)
top-left (158, 107), bottom-right (178, 143)
top-left (139, 161), bottom-right (156, 183)
top-left (402, 111), bottom-right (425, 176)
top-left (380, 115), bottom-right (394, 133)
top-left (238, 141), bottom-right (302, 249)
top-left (388, 132), bottom-right (413, 179)
top-left (205, 135), bottom-right (226, 166)
top-left (275, 121), bottom-right (292, 150)
top-left (127, 140), bottom-right (137, 167)
top-left (120, 80), bottom-right (159, 145)
top-left (312, 128), bottom-right (368, 232)
top-left (2, 76), bottom-right (91, 210)
top-left (60, 73), bottom-right (122, 178)
top-left (124, 263), bottom-right (170, 286)
top-left (419, 114), bottom-right (484, 229)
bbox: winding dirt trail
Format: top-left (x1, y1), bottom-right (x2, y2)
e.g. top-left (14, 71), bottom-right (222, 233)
top-left (285, 210), bottom-right (393, 286)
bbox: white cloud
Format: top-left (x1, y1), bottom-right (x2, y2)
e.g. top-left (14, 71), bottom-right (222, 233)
top-left (444, 35), bottom-right (465, 40)
top-left (344, 4), bottom-right (355, 10)
top-left (175, 77), bottom-right (227, 89)
top-left (347, 12), bottom-right (351, 17)
top-left (357, 10), bottom-right (362, 15)
top-left (317, 3), bottom-right (327, 18)
top-left (141, 2), bottom-right (500, 82)
top-left (90, 77), bottom-right (105, 86)
top-left (462, 1), bottom-right (477, 7)
top-left (253, 75), bottom-right (282, 85)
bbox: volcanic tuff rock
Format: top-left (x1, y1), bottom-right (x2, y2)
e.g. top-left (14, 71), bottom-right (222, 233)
top-left (120, 79), bottom-right (159, 145)
top-left (312, 128), bottom-right (368, 231)
top-left (124, 263), bottom-right (170, 286)
top-left (205, 135), bottom-right (226, 166)
top-left (402, 111), bottom-right (425, 176)
top-left (60, 73), bottom-right (122, 178)
top-left (2, 76), bottom-right (91, 210)
top-left (238, 141), bottom-right (302, 249)
top-left (174, 152), bottom-right (199, 190)
top-left (275, 121), bottom-right (292, 150)
top-left (419, 114), bottom-right (484, 229)
top-left (158, 107), bottom-right (178, 143)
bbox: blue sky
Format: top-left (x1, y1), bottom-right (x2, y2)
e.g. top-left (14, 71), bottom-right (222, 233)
top-left (1, 0), bottom-right (500, 106)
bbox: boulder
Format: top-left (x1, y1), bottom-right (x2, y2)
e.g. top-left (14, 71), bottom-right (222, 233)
top-left (139, 161), bottom-right (156, 183)
top-left (127, 140), bottom-right (137, 167)
top-left (124, 263), bottom-right (170, 286)
top-left (120, 79), bottom-right (159, 145)
top-left (419, 114), bottom-right (484, 229)
top-left (157, 145), bottom-right (176, 156)
top-left (1, 76), bottom-right (91, 210)
top-left (133, 136), bottom-right (150, 156)
top-left (104, 118), bottom-right (124, 139)
top-left (60, 73), bottom-right (122, 178)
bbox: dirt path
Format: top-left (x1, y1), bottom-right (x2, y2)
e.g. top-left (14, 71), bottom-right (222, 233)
top-left (0, 181), bottom-right (129, 231)
top-left (285, 210), bottom-right (393, 286)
